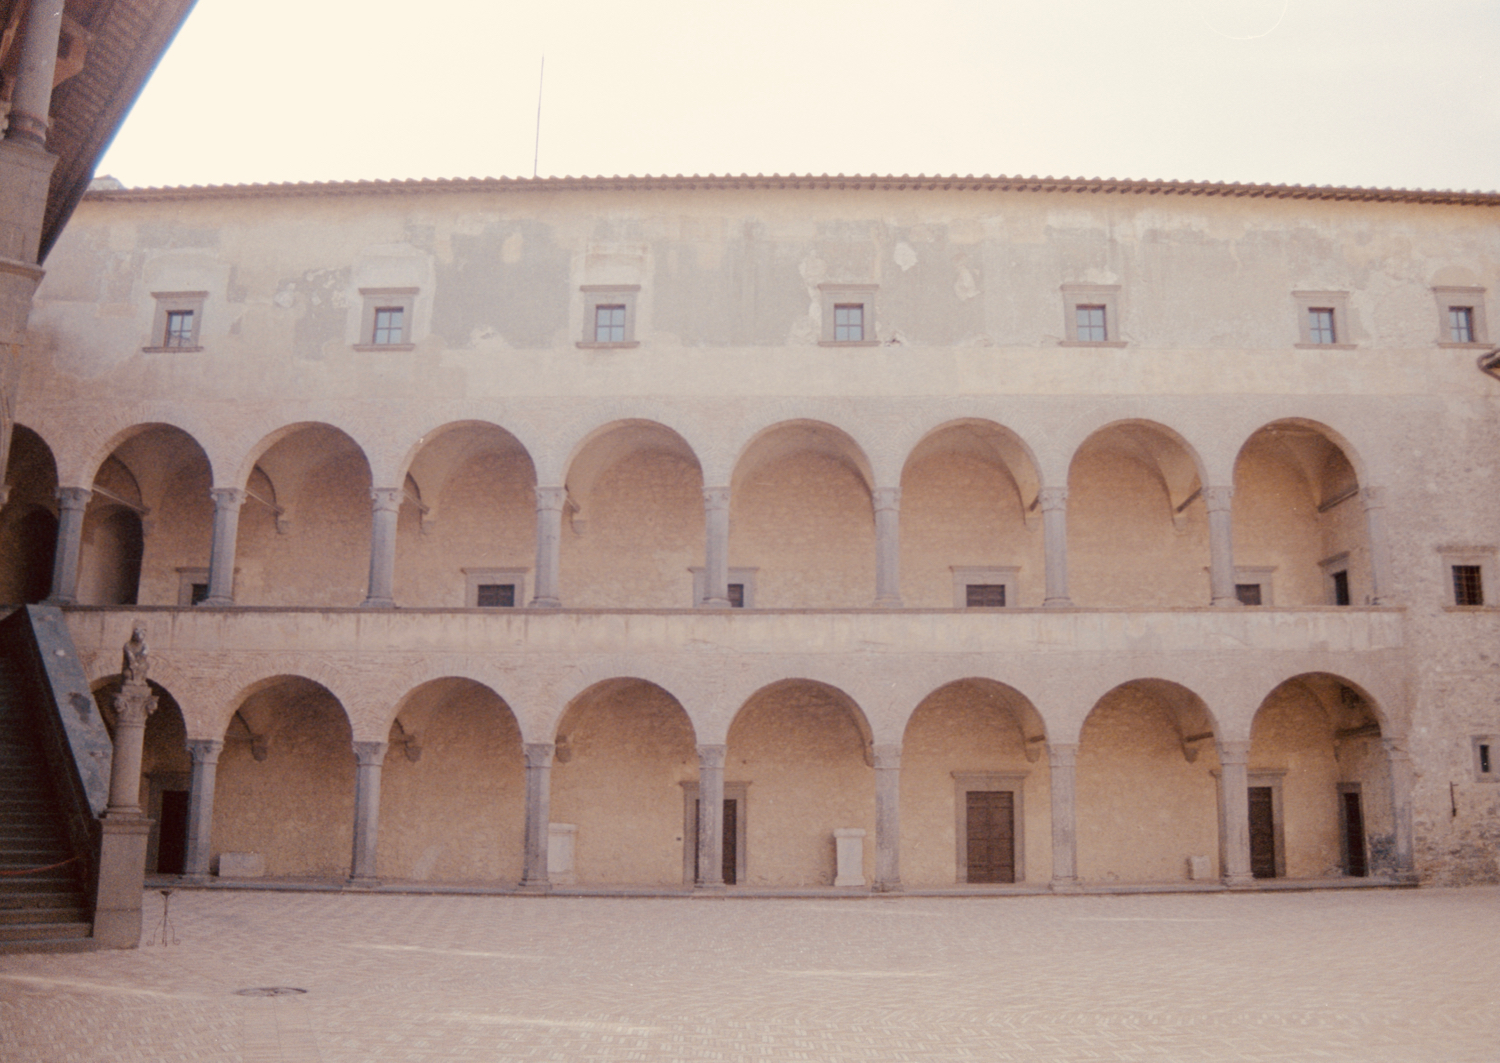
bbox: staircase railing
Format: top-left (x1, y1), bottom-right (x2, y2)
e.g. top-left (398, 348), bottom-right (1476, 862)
top-left (0, 605), bottom-right (112, 914)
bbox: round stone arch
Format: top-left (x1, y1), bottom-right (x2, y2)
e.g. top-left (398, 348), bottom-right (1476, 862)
top-left (0, 423), bottom-right (60, 603)
top-left (727, 416), bottom-right (878, 495)
top-left (376, 675), bottom-right (527, 885)
top-left (1075, 677), bottom-right (1224, 884)
top-left (51, 414), bottom-right (217, 492)
top-left (228, 420), bottom-right (374, 494)
top-left (549, 676), bottom-right (699, 887)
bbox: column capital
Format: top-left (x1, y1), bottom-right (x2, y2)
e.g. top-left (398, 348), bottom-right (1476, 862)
top-left (696, 743), bottom-right (727, 768)
top-left (210, 487), bottom-right (247, 508)
top-left (56, 485), bottom-right (91, 510)
top-left (1047, 742), bottom-right (1079, 769)
top-left (535, 485), bottom-right (567, 512)
top-left (1204, 485), bottom-right (1234, 512)
top-left (112, 683), bottom-right (158, 728)
top-left (186, 738), bottom-right (223, 764)
top-left (1038, 485), bottom-right (1068, 511)
top-left (1360, 485), bottom-right (1388, 511)
top-left (702, 485), bottom-right (731, 510)
top-left (1217, 739), bottom-right (1251, 765)
top-left (872, 486), bottom-right (901, 512)
top-left (370, 487), bottom-right (402, 512)
top-left (352, 741), bottom-right (388, 766)
top-left (872, 743), bottom-right (901, 770)
top-left (524, 742), bottom-right (555, 768)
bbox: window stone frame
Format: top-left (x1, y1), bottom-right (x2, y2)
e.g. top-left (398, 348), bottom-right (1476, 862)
top-left (1293, 290), bottom-right (1356, 349)
top-left (1319, 552), bottom-right (1352, 605)
top-left (952, 771), bottom-right (1028, 885)
top-left (1233, 565), bottom-right (1277, 607)
top-left (578, 285), bottom-right (641, 348)
top-left (690, 566), bottom-right (758, 608)
top-left (176, 566), bottom-right (211, 606)
top-left (144, 291), bottom-right (206, 352)
top-left (355, 287), bottom-right (417, 350)
top-left (1432, 286), bottom-right (1489, 348)
top-left (950, 565), bottom-right (1020, 608)
top-left (1059, 284), bottom-right (1126, 347)
top-left (680, 780), bottom-right (749, 885)
top-left (1471, 736), bottom-right (1500, 783)
top-left (817, 283), bottom-right (879, 347)
top-left (463, 567), bottom-right (528, 608)
top-left (1437, 545), bottom-right (1496, 609)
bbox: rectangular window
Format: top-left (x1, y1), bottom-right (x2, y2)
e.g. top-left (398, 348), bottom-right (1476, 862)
top-left (1307, 308), bottom-right (1337, 344)
top-left (189, 582), bottom-right (210, 606)
top-left (1472, 736), bottom-right (1499, 782)
top-left (1332, 570), bottom-right (1350, 606)
top-left (833, 304), bottom-right (864, 342)
top-left (594, 304), bottom-right (627, 343)
top-left (372, 307), bottom-right (405, 345)
top-left (165, 310), bottom-right (195, 348)
top-left (1075, 305), bottom-right (1108, 342)
top-left (475, 583), bottom-right (516, 608)
top-left (727, 583), bottom-right (745, 609)
top-left (1453, 565), bottom-right (1484, 606)
top-left (1449, 306), bottom-right (1476, 344)
top-left (966, 584), bottom-right (1007, 607)
top-left (1235, 583), bottom-right (1264, 606)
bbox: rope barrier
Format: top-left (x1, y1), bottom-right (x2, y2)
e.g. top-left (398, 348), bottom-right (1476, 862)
top-left (0, 855), bottom-right (79, 877)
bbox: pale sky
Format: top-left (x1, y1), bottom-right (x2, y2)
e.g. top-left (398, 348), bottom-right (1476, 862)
top-left (98, 0), bottom-right (1500, 192)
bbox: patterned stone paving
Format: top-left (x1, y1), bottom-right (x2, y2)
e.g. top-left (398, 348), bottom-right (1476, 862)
top-left (1, 887), bottom-right (1497, 1061)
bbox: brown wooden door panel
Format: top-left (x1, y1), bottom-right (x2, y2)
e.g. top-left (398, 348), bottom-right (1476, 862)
top-left (1248, 786), bottom-right (1276, 879)
top-left (966, 791), bottom-right (1015, 884)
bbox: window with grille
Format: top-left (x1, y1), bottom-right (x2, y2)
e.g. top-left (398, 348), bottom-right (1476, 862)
top-left (372, 307), bottom-right (405, 345)
top-left (1449, 306), bottom-right (1476, 344)
top-left (1075, 305), bottom-right (1108, 342)
top-left (189, 582), bottom-right (210, 605)
top-left (727, 583), bottom-right (744, 608)
top-left (833, 304), bottom-right (864, 342)
top-left (966, 584), bottom-right (1007, 607)
top-left (1453, 565), bottom-right (1484, 606)
top-left (475, 583), bottom-right (516, 608)
top-left (1235, 583), bottom-right (1263, 606)
top-left (1307, 308), bottom-right (1337, 344)
top-left (594, 305), bottom-right (627, 343)
top-left (1332, 570), bottom-right (1350, 606)
top-left (165, 310), bottom-right (195, 347)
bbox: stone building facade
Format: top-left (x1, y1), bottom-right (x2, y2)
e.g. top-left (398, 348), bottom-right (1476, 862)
top-left (6, 173), bottom-right (1500, 891)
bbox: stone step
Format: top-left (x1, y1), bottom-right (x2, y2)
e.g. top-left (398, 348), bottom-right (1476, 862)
top-left (0, 905), bottom-right (86, 925)
top-left (0, 890), bottom-right (86, 910)
top-left (0, 921), bottom-right (90, 943)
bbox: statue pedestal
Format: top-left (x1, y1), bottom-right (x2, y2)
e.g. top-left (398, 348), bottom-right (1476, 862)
top-left (93, 813), bottom-right (151, 948)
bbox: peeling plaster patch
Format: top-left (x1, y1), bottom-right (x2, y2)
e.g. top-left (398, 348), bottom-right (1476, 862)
top-left (501, 232), bottom-right (524, 264)
top-left (954, 263), bottom-right (979, 301)
top-left (894, 242), bottom-right (918, 272)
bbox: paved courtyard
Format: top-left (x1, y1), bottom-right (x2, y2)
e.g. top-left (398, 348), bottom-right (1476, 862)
top-left (1, 886), bottom-right (1496, 1062)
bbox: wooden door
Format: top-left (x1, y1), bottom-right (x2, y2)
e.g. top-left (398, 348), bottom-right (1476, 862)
top-left (966, 791), bottom-right (1015, 883)
top-left (156, 789), bottom-right (189, 875)
top-left (692, 798), bottom-right (738, 886)
top-left (1248, 786), bottom-right (1276, 878)
top-left (1342, 791), bottom-right (1367, 877)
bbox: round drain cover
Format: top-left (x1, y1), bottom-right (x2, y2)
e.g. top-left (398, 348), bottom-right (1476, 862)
top-left (235, 987), bottom-right (308, 997)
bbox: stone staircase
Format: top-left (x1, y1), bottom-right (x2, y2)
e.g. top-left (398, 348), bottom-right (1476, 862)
top-left (0, 658), bottom-right (93, 952)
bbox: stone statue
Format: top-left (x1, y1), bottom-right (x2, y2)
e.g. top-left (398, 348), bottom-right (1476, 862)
top-left (121, 624), bottom-right (150, 686)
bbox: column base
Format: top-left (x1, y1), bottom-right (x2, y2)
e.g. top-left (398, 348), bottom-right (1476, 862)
top-left (1042, 597), bottom-right (1074, 608)
top-left (95, 814), bottom-right (153, 949)
top-left (873, 595), bottom-right (903, 608)
top-left (872, 880), bottom-right (903, 894)
top-left (1223, 873), bottom-right (1255, 888)
top-left (199, 596), bottom-right (235, 608)
top-left (528, 597), bottom-right (561, 609)
top-left (359, 597), bottom-right (396, 608)
top-left (1210, 596), bottom-right (1244, 607)
top-left (346, 876), bottom-right (381, 890)
top-left (694, 882), bottom-right (728, 894)
top-left (1049, 877), bottom-right (1081, 892)
top-left (699, 598), bottom-right (731, 609)
top-left (517, 879), bottom-right (551, 894)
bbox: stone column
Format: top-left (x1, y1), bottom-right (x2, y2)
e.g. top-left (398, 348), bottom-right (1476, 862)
top-left (873, 743), bottom-right (901, 892)
top-left (873, 487), bottom-right (902, 607)
top-left (521, 742), bottom-right (554, 889)
top-left (202, 488), bottom-right (245, 606)
top-left (701, 486), bottom-right (731, 607)
top-left (107, 677), bottom-right (157, 814)
top-left (349, 741), bottom-right (387, 885)
top-left (696, 744), bottom-right (726, 888)
top-left (1218, 739), bottom-right (1253, 886)
top-left (1040, 487), bottom-right (1072, 607)
top-left (183, 739), bottom-right (222, 880)
top-left (5, 0), bottom-right (65, 147)
top-left (94, 664), bottom-right (158, 948)
top-left (361, 488), bottom-right (401, 607)
top-left (1205, 486), bottom-right (1239, 607)
top-left (530, 486), bottom-right (566, 608)
top-left (46, 486), bottom-right (89, 604)
top-left (1362, 486), bottom-right (1394, 605)
top-left (1383, 736), bottom-right (1416, 878)
top-left (1047, 743), bottom-right (1079, 890)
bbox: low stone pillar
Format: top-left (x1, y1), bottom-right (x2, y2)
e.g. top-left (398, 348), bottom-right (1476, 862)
top-left (202, 489), bottom-right (245, 606)
top-left (361, 488), bottom-right (401, 607)
top-left (521, 743), bottom-right (554, 889)
top-left (349, 741), bottom-right (387, 885)
top-left (1363, 486), bottom-right (1394, 605)
top-left (530, 486), bottom-right (566, 607)
top-left (95, 628), bottom-right (158, 948)
top-left (833, 828), bottom-right (866, 887)
top-left (873, 744), bottom-right (901, 892)
top-left (873, 487), bottom-right (902, 607)
top-left (1040, 487), bottom-right (1072, 607)
top-left (1217, 739), bottom-right (1253, 887)
top-left (1205, 486), bottom-right (1240, 607)
top-left (701, 487), bottom-right (731, 607)
top-left (1383, 736), bottom-right (1416, 878)
top-left (547, 824), bottom-right (577, 885)
top-left (1047, 742), bottom-right (1079, 890)
top-left (47, 486), bottom-right (90, 604)
top-left (183, 739), bottom-right (223, 880)
top-left (695, 744), bottom-right (726, 888)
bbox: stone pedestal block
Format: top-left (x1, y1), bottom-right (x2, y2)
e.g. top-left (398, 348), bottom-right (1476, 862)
top-left (548, 823), bottom-right (577, 885)
top-left (833, 828), bottom-right (866, 887)
top-left (93, 814), bottom-right (152, 949)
